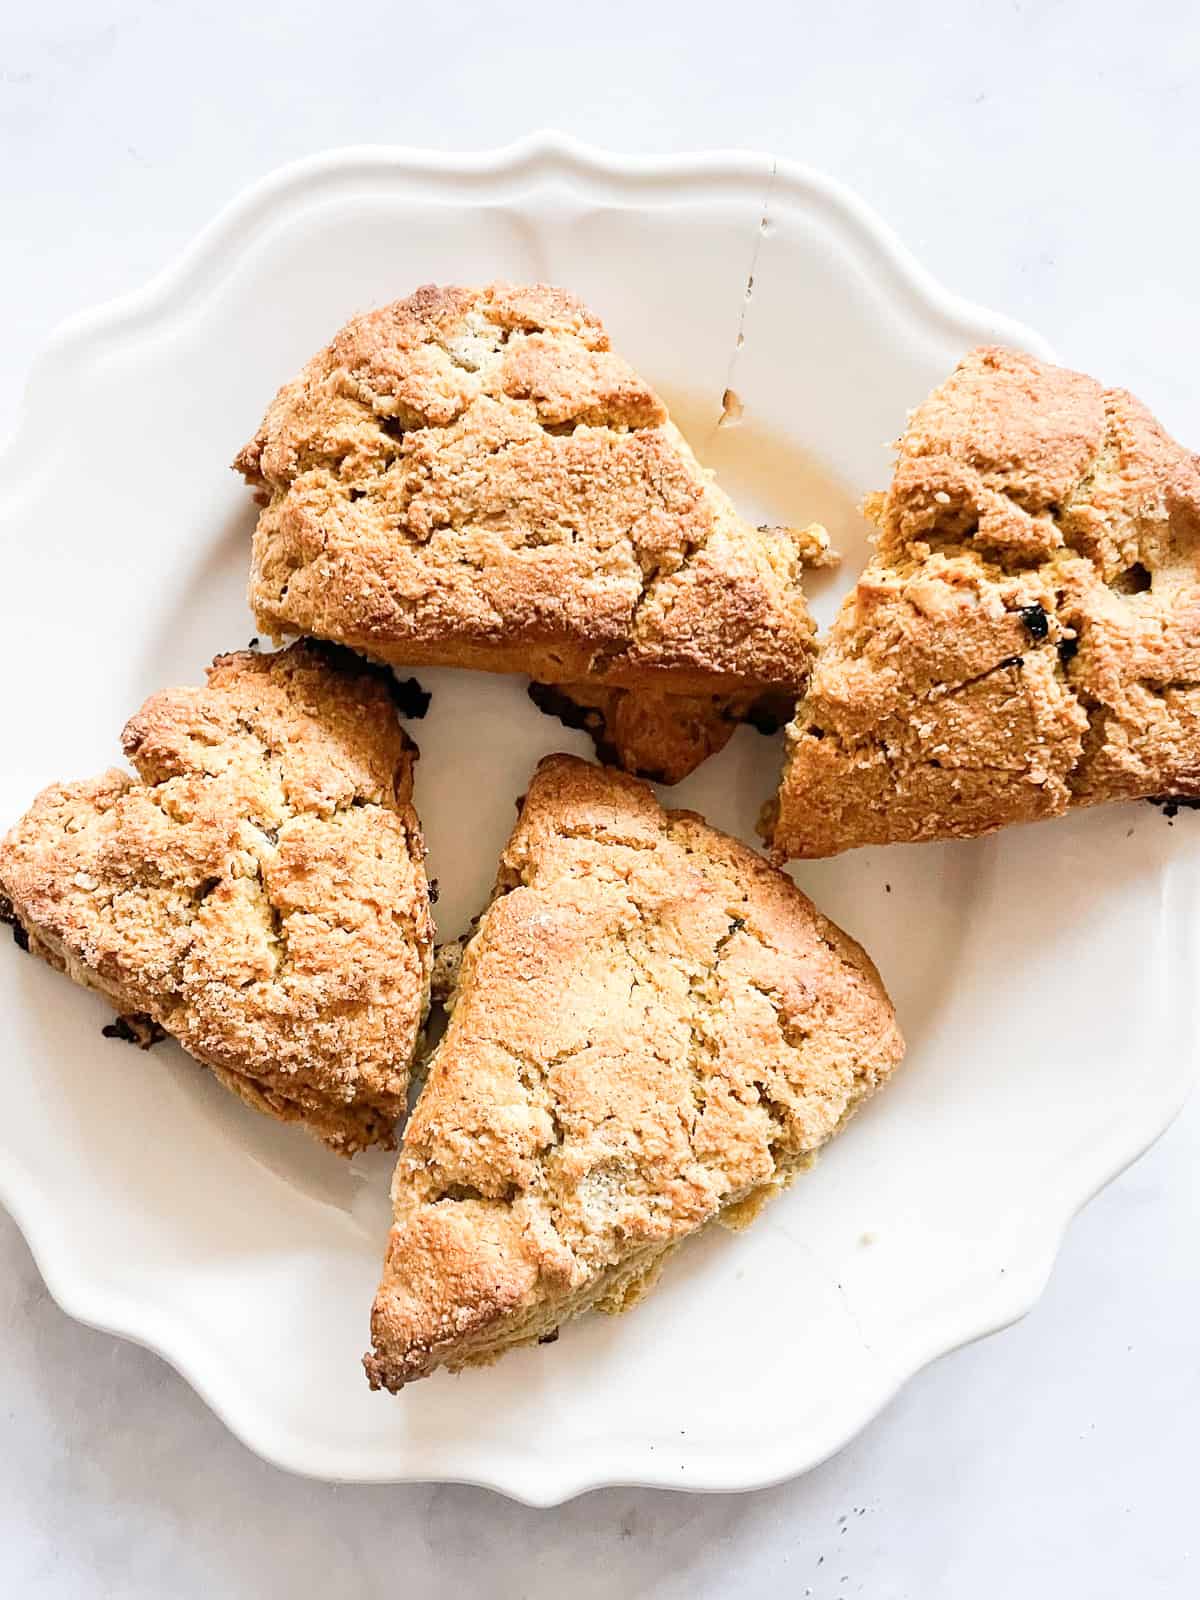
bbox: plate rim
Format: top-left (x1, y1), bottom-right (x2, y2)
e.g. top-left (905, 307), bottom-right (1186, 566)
top-left (2, 132), bottom-right (1189, 1507)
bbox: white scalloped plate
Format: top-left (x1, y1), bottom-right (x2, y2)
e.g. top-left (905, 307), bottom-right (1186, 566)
top-left (1, 135), bottom-right (1196, 1505)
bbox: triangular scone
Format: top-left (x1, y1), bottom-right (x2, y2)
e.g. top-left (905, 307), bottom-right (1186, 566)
top-left (0, 643), bottom-right (433, 1153)
top-left (765, 347), bottom-right (1200, 859)
top-left (236, 284), bottom-right (817, 711)
top-left (364, 754), bottom-right (902, 1389)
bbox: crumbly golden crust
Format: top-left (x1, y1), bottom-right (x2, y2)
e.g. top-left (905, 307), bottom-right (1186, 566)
top-left (0, 643), bottom-right (433, 1153)
top-left (365, 754), bottom-right (903, 1388)
top-left (238, 283), bottom-right (817, 699)
top-left (767, 347), bottom-right (1200, 858)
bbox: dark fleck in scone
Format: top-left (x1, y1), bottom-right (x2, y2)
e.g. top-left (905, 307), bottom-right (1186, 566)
top-left (236, 284), bottom-right (819, 722)
top-left (0, 642), bottom-right (434, 1154)
top-left (765, 347), bottom-right (1200, 858)
top-left (364, 754), bottom-right (903, 1389)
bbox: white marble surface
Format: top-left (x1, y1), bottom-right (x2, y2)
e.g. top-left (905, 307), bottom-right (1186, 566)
top-left (2, 1), bottom-right (1197, 1593)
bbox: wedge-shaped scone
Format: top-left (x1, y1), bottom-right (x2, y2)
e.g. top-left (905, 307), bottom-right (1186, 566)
top-left (365, 754), bottom-right (902, 1388)
top-left (766, 347), bottom-right (1200, 858)
top-left (237, 284), bottom-right (818, 726)
top-left (0, 643), bottom-right (433, 1153)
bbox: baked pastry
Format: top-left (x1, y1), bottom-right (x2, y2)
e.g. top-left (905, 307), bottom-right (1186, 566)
top-left (364, 754), bottom-right (903, 1388)
top-left (766, 347), bottom-right (1200, 858)
top-left (236, 284), bottom-right (818, 731)
top-left (0, 642), bottom-right (433, 1153)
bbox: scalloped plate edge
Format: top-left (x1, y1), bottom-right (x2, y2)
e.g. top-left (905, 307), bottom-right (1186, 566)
top-left (3, 135), bottom-right (1186, 1506)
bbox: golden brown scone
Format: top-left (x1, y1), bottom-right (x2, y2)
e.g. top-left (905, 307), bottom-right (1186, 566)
top-left (0, 643), bottom-right (434, 1154)
top-left (236, 284), bottom-right (817, 709)
top-left (766, 347), bottom-right (1200, 858)
top-left (364, 754), bottom-right (903, 1389)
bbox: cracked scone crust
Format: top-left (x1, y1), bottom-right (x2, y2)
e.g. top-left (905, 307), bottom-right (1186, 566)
top-left (237, 283), bottom-right (816, 697)
top-left (0, 643), bottom-right (433, 1153)
top-left (365, 754), bottom-right (903, 1389)
top-left (767, 346), bottom-right (1200, 858)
